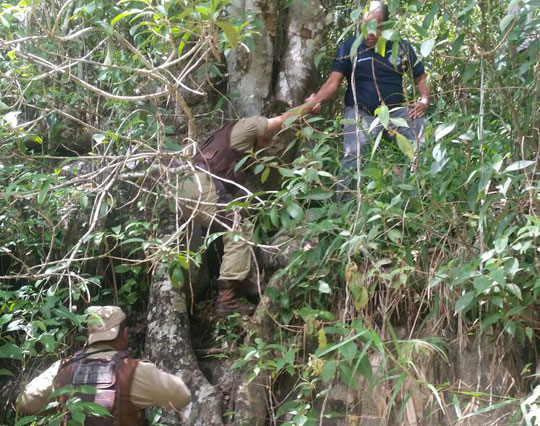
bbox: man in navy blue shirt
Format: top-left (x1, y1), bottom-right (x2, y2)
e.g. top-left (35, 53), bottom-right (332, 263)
top-left (308, 2), bottom-right (430, 171)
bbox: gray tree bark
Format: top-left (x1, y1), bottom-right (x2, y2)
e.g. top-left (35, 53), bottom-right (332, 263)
top-left (145, 266), bottom-right (224, 426)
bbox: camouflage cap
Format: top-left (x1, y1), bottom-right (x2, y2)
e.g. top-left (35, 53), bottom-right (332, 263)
top-left (86, 306), bottom-right (126, 345)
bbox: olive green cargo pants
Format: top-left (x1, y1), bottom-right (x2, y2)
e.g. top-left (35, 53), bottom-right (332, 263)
top-left (177, 170), bottom-right (252, 281)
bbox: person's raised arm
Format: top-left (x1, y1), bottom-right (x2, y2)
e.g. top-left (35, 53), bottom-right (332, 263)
top-left (409, 74), bottom-right (430, 119)
top-left (305, 71), bottom-right (344, 114)
top-left (256, 101), bottom-right (317, 148)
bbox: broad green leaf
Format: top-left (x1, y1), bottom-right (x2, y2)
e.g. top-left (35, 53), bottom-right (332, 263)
top-left (114, 264), bottom-right (131, 273)
top-left (395, 133), bottom-right (414, 159)
top-left (0, 368), bottom-right (14, 376)
top-left (4, 111), bottom-right (21, 128)
top-left (307, 189), bottom-right (333, 200)
top-left (377, 105), bottom-right (389, 129)
top-left (422, 5), bottom-right (439, 29)
top-left (411, 23), bottom-right (428, 37)
top-left (387, 229), bottom-right (402, 243)
top-left (260, 167), bottom-right (270, 183)
top-left (349, 35), bottom-right (364, 61)
top-left (217, 21), bottom-right (239, 47)
top-left (0, 343), bottom-right (22, 360)
top-left (269, 205), bottom-right (279, 226)
top-left (500, 13), bottom-right (516, 32)
top-left (481, 314), bottom-right (501, 333)
top-left (420, 39), bottom-right (436, 57)
top-left (504, 160), bottom-right (534, 172)
top-left (435, 122), bottom-right (456, 141)
top-left (381, 29), bottom-right (398, 41)
top-left (350, 8), bottom-right (363, 21)
top-left (39, 334), bottom-right (56, 352)
top-left (321, 359), bottom-right (336, 384)
top-left (37, 180), bottom-right (50, 205)
top-left (278, 167), bottom-right (295, 178)
top-left (286, 202), bottom-right (304, 220)
top-left (454, 291), bottom-right (475, 314)
top-left (318, 281), bottom-right (331, 294)
top-left (111, 9), bottom-right (141, 26)
top-left (506, 283), bottom-right (522, 300)
top-left (339, 363), bottom-right (359, 390)
top-left (473, 276), bottom-right (490, 295)
top-left (376, 36), bottom-right (386, 57)
top-left (339, 341), bottom-right (357, 360)
top-left (451, 34), bottom-right (465, 55)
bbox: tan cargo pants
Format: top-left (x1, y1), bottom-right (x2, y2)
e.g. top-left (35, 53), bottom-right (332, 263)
top-left (177, 170), bottom-right (252, 281)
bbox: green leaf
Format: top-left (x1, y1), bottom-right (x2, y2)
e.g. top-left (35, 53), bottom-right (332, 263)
top-left (0, 368), bottom-right (14, 376)
top-left (377, 105), bottom-right (389, 129)
top-left (307, 188), bottom-right (333, 200)
top-left (0, 314), bottom-right (13, 327)
top-left (286, 202), bottom-right (304, 220)
top-left (92, 133), bottom-right (107, 145)
top-left (435, 122), bottom-right (456, 141)
top-left (37, 180), bottom-right (50, 205)
top-left (339, 363), bottom-right (359, 390)
top-left (217, 21), bottom-right (239, 47)
top-left (395, 133), bottom-right (414, 159)
top-left (422, 5), bottom-right (440, 29)
top-left (349, 35), bottom-right (364, 61)
top-left (411, 23), bottom-right (428, 37)
top-left (278, 167), bottom-right (295, 178)
top-left (451, 34), bottom-right (465, 56)
top-left (504, 160), bottom-right (534, 172)
top-left (111, 9), bottom-right (141, 26)
top-left (387, 229), bottom-right (402, 244)
top-left (420, 39), bottom-right (436, 57)
top-left (318, 281), bottom-right (331, 294)
top-left (260, 167), bottom-right (270, 184)
top-left (473, 276), bottom-right (490, 295)
top-left (321, 359), bottom-right (337, 384)
top-left (500, 12), bottom-right (516, 32)
top-left (39, 334), bottom-right (56, 353)
top-left (269, 205), bottom-right (279, 227)
top-left (114, 264), bottom-right (131, 273)
top-left (376, 36), bottom-right (386, 57)
top-left (381, 29), bottom-right (398, 41)
top-left (454, 291), bottom-right (475, 314)
top-left (0, 343), bottom-right (22, 360)
top-left (339, 341), bottom-right (357, 360)
top-left (170, 265), bottom-right (184, 289)
top-left (506, 283), bottom-right (522, 300)
top-left (481, 314), bottom-right (501, 333)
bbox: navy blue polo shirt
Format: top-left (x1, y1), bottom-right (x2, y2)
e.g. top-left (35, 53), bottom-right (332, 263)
top-left (331, 37), bottom-right (425, 114)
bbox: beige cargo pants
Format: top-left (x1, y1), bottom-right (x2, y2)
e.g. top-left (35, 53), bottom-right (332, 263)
top-left (177, 170), bottom-right (252, 281)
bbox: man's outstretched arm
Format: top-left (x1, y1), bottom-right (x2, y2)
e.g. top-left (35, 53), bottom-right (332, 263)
top-left (305, 71), bottom-right (345, 114)
top-left (256, 101), bottom-right (318, 148)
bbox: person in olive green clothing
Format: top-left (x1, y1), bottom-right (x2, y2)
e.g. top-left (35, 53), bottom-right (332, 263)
top-left (180, 103), bottom-right (314, 316)
top-left (18, 306), bottom-right (191, 424)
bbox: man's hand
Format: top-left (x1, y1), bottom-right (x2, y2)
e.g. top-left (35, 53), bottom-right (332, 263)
top-left (305, 93), bottom-right (322, 114)
top-left (408, 99), bottom-right (428, 119)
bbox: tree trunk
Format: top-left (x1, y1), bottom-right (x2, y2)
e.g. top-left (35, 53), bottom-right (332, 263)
top-left (145, 266), bottom-right (224, 426)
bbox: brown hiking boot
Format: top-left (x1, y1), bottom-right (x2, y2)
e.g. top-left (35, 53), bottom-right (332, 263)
top-left (233, 278), bottom-right (266, 299)
top-left (215, 280), bottom-right (256, 317)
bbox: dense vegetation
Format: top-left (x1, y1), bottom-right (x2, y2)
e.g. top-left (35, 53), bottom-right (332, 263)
top-left (0, 0), bottom-right (538, 424)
